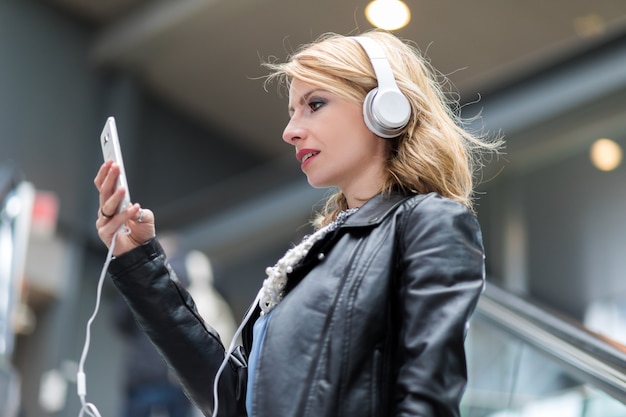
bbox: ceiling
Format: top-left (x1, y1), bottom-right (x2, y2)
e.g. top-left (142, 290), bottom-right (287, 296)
top-left (44, 0), bottom-right (626, 159)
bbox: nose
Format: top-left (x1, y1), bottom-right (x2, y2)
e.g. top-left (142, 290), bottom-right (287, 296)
top-left (282, 117), bottom-right (306, 145)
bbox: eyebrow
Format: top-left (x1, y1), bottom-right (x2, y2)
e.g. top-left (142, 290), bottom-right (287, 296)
top-left (288, 88), bottom-right (325, 116)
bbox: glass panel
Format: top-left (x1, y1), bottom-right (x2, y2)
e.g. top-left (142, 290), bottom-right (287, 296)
top-left (462, 317), bottom-right (626, 417)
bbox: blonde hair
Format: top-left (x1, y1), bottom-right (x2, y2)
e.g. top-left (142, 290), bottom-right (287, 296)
top-left (264, 30), bottom-right (502, 227)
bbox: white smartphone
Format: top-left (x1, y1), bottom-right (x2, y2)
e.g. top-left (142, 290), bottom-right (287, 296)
top-left (100, 116), bottom-right (131, 213)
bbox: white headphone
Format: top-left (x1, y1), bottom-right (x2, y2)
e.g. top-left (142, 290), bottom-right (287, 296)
top-left (352, 36), bottom-right (411, 138)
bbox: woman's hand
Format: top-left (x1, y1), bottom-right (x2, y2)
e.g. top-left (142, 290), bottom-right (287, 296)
top-left (94, 160), bottom-right (156, 256)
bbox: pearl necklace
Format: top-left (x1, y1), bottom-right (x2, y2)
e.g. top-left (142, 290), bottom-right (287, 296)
top-left (259, 208), bottom-right (359, 315)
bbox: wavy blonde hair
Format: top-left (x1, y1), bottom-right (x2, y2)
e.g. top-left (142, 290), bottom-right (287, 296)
top-left (264, 30), bottom-right (502, 227)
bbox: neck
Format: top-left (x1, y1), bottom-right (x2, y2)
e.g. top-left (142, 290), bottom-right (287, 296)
top-left (345, 190), bottom-right (381, 209)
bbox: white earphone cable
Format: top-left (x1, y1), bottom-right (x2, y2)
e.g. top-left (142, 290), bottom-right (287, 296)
top-left (76, 225), bottom-right (129, 417)
top-left (211, 288), bottom-right (262, 417)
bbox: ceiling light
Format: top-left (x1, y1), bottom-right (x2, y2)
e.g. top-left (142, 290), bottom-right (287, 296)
top-left (590, 138), bottom-right (622, 171)
top-left (365, 0), bottom-right (411, 31)
top-left (574, 13), bottom-right (606, 38)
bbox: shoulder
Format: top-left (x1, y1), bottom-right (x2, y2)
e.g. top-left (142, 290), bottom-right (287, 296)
top-left (404, 192), bottom-right (472, 217)
top-left (404, 192), bottom-right (477, 225)
top-left (398, 192), bottom-right (482, 247)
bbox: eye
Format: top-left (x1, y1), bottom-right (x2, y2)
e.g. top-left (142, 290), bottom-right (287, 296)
top-left (308, 98), bottom-right (326, 112)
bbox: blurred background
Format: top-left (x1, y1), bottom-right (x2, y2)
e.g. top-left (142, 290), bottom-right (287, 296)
top-left (1, 0), bottom-right (626, 416)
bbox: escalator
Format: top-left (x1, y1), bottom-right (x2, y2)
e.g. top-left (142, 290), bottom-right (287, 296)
top-left (462, 283), bottom-right (626, 416)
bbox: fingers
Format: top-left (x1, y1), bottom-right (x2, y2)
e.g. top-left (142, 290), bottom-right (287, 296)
top-left (100, 187), bottom-right (127, 219)
top-left (95, 161), bottom-right (129, 218)
top-left (96, 202), bottom-right (135, 234)
top-left (96, 203), bottom-right (142, 248)
top-left (135, 208), bottom-right (146, 223)
top-left (133, 208), bottom-right (154, 225)
top-left (95, 161), bottom-right (122, 207)
top-left (93, 160), bottom-right (112, 190)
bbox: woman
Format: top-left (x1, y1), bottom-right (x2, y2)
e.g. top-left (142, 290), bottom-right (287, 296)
top-left (95, 30), bottom-right (501, 417)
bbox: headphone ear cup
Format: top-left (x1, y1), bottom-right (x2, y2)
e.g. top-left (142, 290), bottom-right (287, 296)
top-left (362, 89), bottom-right (381, 137)
top-left (363, 87), bottom-right (411, 138)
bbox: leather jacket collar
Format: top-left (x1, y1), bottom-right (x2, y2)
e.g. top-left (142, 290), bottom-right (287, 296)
top-left (342, 191), bottom-right (412, 228)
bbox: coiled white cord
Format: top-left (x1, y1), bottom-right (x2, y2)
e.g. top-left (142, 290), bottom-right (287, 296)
top-left (76, 226), bottom-right (129, 417)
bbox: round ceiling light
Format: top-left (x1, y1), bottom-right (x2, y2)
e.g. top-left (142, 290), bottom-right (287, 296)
top-left (365, 0), bottom-right (411, 31)
top-left (590, 138), bottom-right (622, 171)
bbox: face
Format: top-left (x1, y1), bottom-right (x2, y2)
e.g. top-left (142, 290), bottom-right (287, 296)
top-left (283, 79), bottom-right (389, 205)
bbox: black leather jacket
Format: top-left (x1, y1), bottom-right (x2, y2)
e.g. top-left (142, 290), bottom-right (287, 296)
top-left (109, 192), bottom-right (485, 417)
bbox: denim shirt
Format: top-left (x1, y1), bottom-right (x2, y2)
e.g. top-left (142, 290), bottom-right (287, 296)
top-left (245, 310), bottom-right (274, 415)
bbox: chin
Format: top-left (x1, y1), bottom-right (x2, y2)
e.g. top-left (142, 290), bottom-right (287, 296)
top-left (306, 176), bottom-right (332, 189)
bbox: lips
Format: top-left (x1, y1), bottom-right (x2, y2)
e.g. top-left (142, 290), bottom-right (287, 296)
top-left (301, 152), bottom-right (317, 163)
top-left (296, 148), bottom-right (320, 166)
